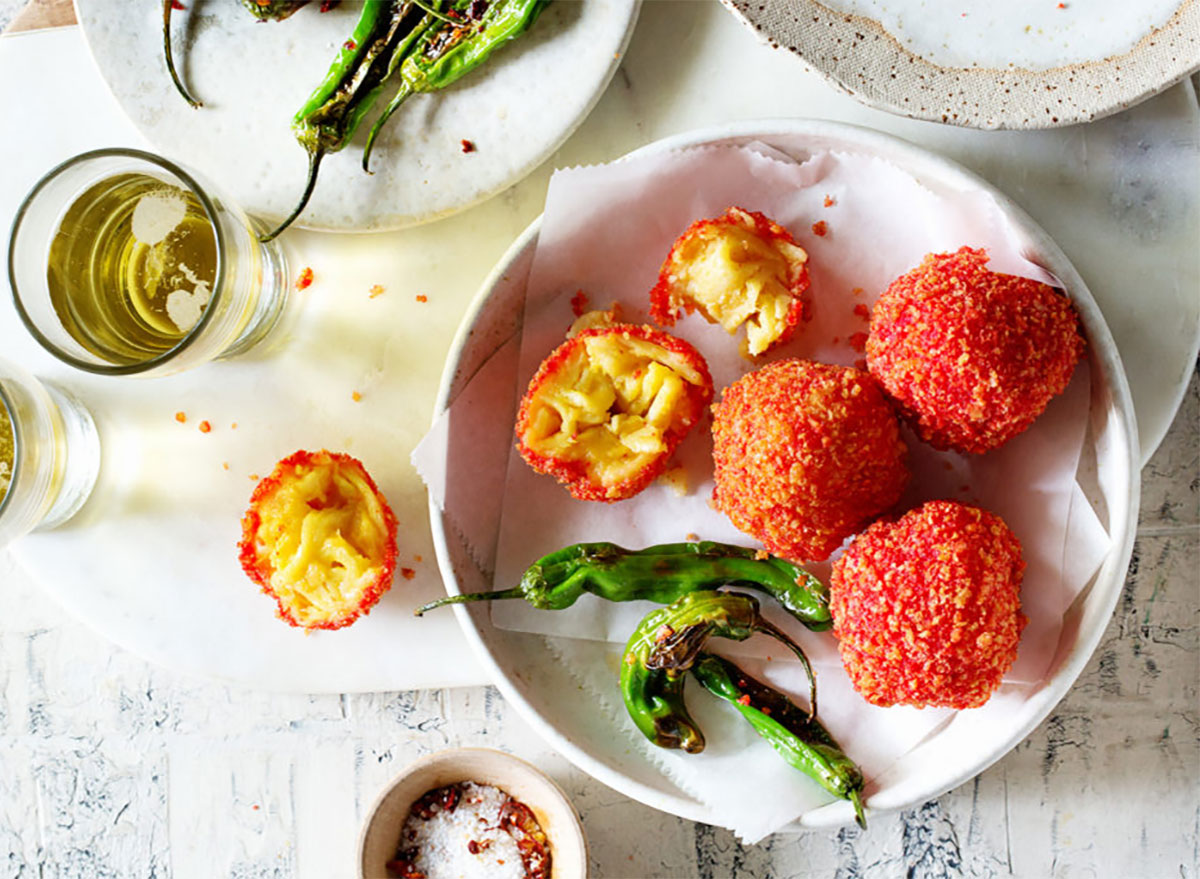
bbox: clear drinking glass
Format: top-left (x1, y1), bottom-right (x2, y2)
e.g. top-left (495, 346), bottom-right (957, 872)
top-left (0, 358), bottom-right (100, 548)
top-left (8, 148), bottom-right (289, 377)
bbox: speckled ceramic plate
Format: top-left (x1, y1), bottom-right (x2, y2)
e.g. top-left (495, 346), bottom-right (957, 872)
top-left (719, 0), bottom-right (1200, 129)
top-left (429, 120), bottom-right (1140, 830)
top-left (74, 0), bottom-right (640, 231)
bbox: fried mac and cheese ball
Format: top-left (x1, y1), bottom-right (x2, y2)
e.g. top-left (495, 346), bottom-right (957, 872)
top-left (650, 207), bottom-right (809, 356)
top-left (711, 359), bottom-right (909, 562)
top-left (516, 324), bottom-right (713, 502)
top-left (239, 450), bottom-right (398, 630)
top-left (866, 247), bottom-right (1084, 454)
top-left (830, 500), bottom-right (1026, 709)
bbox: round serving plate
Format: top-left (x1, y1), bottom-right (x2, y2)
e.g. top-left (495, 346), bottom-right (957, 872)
top-left (73, 0), bottom-right (641, 231)
top-left (718, 0), bottom-right (1200, 130)
top-left (428, 119), bottom-right (1140, 829)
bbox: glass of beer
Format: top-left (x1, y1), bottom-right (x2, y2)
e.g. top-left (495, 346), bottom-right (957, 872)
top-left (0, 358), bottom-right (101, 548)
top-left (8, 149), bottom-right (290, 377)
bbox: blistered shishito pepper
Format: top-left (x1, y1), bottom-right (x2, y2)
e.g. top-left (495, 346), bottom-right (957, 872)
top-left (260, 0), bottom-right (433, 241)
top-left (691, 653), bottom-right (867, 828)
top-left (162, 0), bottom-right (203, 108)
top-left (240, 0), bottom-right (312, 21)
top-left (621, 591), bottom-right (817, 752)
top-left (415, 541), bottom-right (831, 630)
top-left (361, 0), bottom-right (551, 169)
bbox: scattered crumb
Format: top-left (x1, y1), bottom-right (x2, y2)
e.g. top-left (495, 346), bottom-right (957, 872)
top-left (851, 287), bottom-right (864, 297)
top-left (414, 555), bottom-right (423, 563)
top-left (368, 284), bottom-right (385, 299)
top-left (343, 39), bottom-right (357, 50)
top-left (832, 336), bottom-right (840, 344)
top-left (198, 420), bottom-right (212, 433)
top-left (400, 567), bottom-right (416, 580)
top-left (251, 804), bottom-right (260, 811)
top-left (460, 139), bottom-right (476, 153)
top-left (823, 195), bottom-right (835, 208)
top-left (174, 411), bottom-right (187, 423)
top-left (853, 303), bottom-right (871, 320)
top-left (1056, 2), bottom-right (1066, 8)
top-left (352, 391), bottom-right (362, 402)
top-left (755, 549), bottom-right (770, 560)
top-left (737, 694), bottom-right (751, 706)
top-left (231, 422), bottom-right (238, 430)
top-left (250, 473), bottom-right (260, 481)
top-left (811, 220), bottom-right (828, 237)
top-left (295, 267), bottom-right (314, 291)
top-left (685, 533), bottom-right (699, 542)
top-left (415, 294), bottom-right (428, 303)
top-left (570, 290), bottom-right (590, 317)
top-left (614, 51), bottom-right (622, 59)
top-left (171, 0), bottom-right (185, 9)
top-left (849, 332), bottom-right (869, 353)
top-left (222, 462), bottom-right (230, 471)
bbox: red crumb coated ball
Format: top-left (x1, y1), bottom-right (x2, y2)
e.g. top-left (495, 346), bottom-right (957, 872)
top-left (867, 247), bottom-right (1084, 454)
top-left (711, 359), bottom-right (909, 562)
top-left (516, 324), bottom-right (713, 502)
top-left (831, 500), bottom-right (1027, 708)
top-left (239, 450), bottom-right (398, 631)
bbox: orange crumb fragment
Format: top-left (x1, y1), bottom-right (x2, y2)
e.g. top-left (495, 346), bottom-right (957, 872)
top-left (415, 294), bottom-right (428, 303)
top-left (368, 284), bottom-right (385, 299)
top-left (852, 287), bottom-right (864, 297)
top-left (400, 567), bottom-right (416, 580)
top-left (853, 304), bottom-right (870, 320)
top-left (736, 694), bottom-right (751, 706)
top-left (823, 195), bottom-right (835, 208)
top-left (686, 533), bottom-right (700, 542)
top-left (175, 412), bottom-right (187, 423)
top-left (570, 290), bottom-right (590, 317)
top-left (199, 420), bottom-right (212, 433)
top-left (811, 221), bottom-right (828, 237)
top-left (352, 391), bottom-right (362, 402)
top-left (222, 462), bottom-right (230, 471)
top-left (296, 267), bottom-right (314, 291)
top-left (414, 555), bottom-right (423, 563)
top-left (231, 422), bottom-right (238, 430)
top-left (849, 332), bottom-right (869, 353)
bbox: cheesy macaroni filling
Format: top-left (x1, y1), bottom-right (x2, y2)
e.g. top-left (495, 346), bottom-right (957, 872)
top-left (253, 461), bottom-right (391, 627)
top-left (521, 333), bottom-right (705, 489)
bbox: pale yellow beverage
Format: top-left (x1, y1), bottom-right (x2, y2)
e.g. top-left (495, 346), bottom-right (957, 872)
top-left (0, 403), bottom-right (13, 506)
top-left (46, 172), bottom-right (219, 366)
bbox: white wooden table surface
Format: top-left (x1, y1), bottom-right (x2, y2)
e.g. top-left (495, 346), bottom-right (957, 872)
top-left (0, 2), bottom-right (1197, 877)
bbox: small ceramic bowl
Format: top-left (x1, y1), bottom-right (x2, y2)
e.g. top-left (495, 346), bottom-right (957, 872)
top-left (358, 748), bottom-right (588, 879)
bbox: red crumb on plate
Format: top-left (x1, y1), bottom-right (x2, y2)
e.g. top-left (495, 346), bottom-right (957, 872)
top-left (811, 221), bottom-right (828, 237)
top-left (295, 267), bottom-right (314, 291)
top-left (401, 567), bottom-right (416, 580)
top-left (368, 284), bottom-right (384, 298)
top-left (823, 195), bottom-right (835, 208)
top-left (849, 332), bottom-right (868, 352)
top-left (570, 290), bottom-right (590, 317)
top-left (416, 294), bottom-right (428, 303)
top-left (352, 391), bottom-right (362, 402)
top-left (198, 420), bottom-right (212, 433)
top-left (175, 411), bottom-right (187, 423)
top-left (853, 303), bottom-right (870, 320)
top-left (461, 139), bottom-right (476, 153)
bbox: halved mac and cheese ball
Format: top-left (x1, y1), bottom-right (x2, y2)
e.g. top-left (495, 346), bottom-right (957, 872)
top-left (239, 450), bottom-right (398, 631)
top-left (517, 325), bottom-right (713, 502)
top-left (650, 207), bottom-right (810, 356)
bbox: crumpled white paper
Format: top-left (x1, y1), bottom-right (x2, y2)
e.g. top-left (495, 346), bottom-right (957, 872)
top-left (413, 143), bottom-right (1111, 840)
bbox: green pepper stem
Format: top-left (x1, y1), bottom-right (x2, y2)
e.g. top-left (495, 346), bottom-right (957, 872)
top-left (413, 586), bottom-right (526, 616)
top-left (163, 0), bottom-right (202, 108)
top-left (362, 82), bottom-right (414, 173)
top-left (756, 617), bottom-right (818, 719)
top-left (849, 788), bottom-right (867, 829)
top-left (260, 149), bottom-right (324, 242)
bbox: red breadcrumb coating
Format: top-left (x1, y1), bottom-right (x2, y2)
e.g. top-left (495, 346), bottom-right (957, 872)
top-left (867, 247), bottom-right (1084, 454)
top-left (239, 450), bottom-right (398, 631)
top-left (516, 325), bottom-right (713, 502)
top-left (831, 500), bottom-right (1026, 708)
top-left (711, 359), bottom-right (909, 562)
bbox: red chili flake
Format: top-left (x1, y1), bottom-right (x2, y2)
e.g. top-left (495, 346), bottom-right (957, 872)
top-left (823, 195), bottom-right (835, 208)
top-left (198, 420), bottom-right (212, 433)
top-left (570, 290), bottom-right (590, 317)
top-left (351, 391), bottom-right (362, 402)
top-left (811, 221), bottom-right (828, 237)
top-left (319, 0), bottom-right (338, 10)
top-left (401, 567), bottom-right (416, 580)
top-left (849, 332), bottom-right (869, 353)
top-left (415, 294), bottom-right (428, 303)
top-left (171, 0), bottom-right (186, 9)
top-left (654, 625), bottom-right (675, 643)
top-left (736, 694), bottom-right (751, 706)
top-left (1056, 2), bottom-right (1066, 7)
top-left (251, 804), bottom-right (260, 811)
top-left (460, 139), bottom-right (476, 153)
top-left (175, 411), bottom-right (187, 423)
top-left (853, 303), bottom-right (871, 320)
top-left (344, 39), bottom-right (357, 51)
top-left (761, 707), bottom-right (771, 715)
top-left (447, 8), bottom-right (462, 18)
top-left (295, 267), bottom-right (314, 291)
top-left (368, 284), bottom-right (385, 298)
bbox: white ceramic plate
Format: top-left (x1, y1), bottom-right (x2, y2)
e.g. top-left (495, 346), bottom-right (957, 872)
top-left (429, 120), bottom-right (1140, 829)
top-left (719, 0), bottom-right (1200, 129)
top-left (74, 0), bottom-right (640, 231)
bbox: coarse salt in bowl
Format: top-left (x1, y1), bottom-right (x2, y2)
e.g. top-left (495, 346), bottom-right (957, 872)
top-left (358, 748), bottom-right (588, 879)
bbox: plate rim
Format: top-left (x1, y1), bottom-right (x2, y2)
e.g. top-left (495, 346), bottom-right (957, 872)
top-left (429, 117), bottom-right (1141, 829)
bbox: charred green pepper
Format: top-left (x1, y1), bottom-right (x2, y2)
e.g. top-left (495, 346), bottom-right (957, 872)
top-left (621, 591), bottom-right (817, 752)
top-left (260, 0), bottom-right (433, 241)
top-left (361, 0), bottom-right (551, 170)
top-left (691, 653), bottom-right (867, 828)
top-left (240, 0), bottom-right (312, 21)
top-left (162, 0), bottom-right (202, 108)
top-left (414, 540), bottom-right (831, 630)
